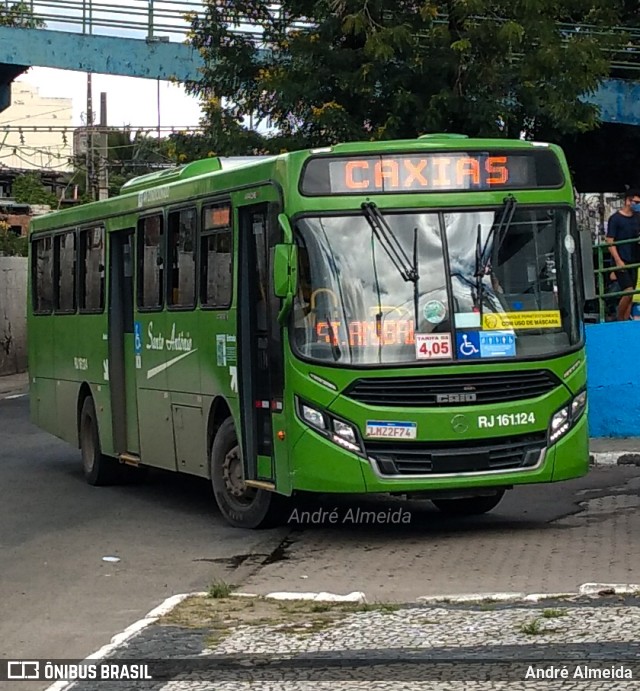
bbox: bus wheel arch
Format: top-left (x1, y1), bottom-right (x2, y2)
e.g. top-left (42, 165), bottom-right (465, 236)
top-left (209, 416), bottom-right (286, 529)
top-left (76, 382), bottom-right (93, 448)
top-left (78, 393), bottom-right (120, 486)
top-left (206, 396), bottom-right (232, 472)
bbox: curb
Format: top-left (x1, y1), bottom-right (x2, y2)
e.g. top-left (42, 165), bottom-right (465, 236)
top-left (44, 592), bottom-right (204, 691)
top-left (231, 583), bottom-right (640, 605)
top-left (590, 452), bottom-right (640, 467)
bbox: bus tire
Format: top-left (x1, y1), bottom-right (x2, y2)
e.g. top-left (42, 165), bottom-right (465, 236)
top-left (210, 418), bottom-right (286, 529)
top-left (79, 396), bottom-right (120, 486)
top-left (431, 490), bottom-right (505, 516)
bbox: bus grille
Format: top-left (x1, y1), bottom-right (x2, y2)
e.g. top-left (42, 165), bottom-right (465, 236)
top-left (366, 433), bottom-right (547, 476)
top-left (344, 370), bottom-right (560, 407)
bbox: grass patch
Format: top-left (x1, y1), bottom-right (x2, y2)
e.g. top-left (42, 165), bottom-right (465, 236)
top-left (207, 580), bottom-right (235, 599)
top-left (541, 608), bottom-right (567, 619)
top-left (159, 595), bottom-right (402, 648)
top-left (519, 618), bottom-right (544, 635)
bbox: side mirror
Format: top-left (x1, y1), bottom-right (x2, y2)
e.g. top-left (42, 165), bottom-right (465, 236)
top-left (278, 213), bottom-right (293, 244)
top-left (578, 229), bottom-right (596, 302)
top-left (273, 244), bottom-right (291, 298)
top-left (273, 243), bottom-right (298, 324)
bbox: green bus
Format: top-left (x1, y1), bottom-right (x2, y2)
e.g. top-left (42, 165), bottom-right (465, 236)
top-left (28, 134), bottom-right (595, 528)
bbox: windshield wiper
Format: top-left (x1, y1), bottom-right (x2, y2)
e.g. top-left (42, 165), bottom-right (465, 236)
top-left (474, 194), bottom-right (517, 309)
top-left (324, 314), bottom-right (341, 361)
top-left (361, 202), bottom-right (419, 283)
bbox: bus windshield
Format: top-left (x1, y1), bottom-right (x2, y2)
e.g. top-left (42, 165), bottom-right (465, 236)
top-left (292, 207), bottom-right (580, 365)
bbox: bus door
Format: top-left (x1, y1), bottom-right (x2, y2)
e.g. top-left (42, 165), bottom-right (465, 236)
top-left (108, 228), bottom-right (140, 456)
top-left (237, 201), bottom-right (285, 485)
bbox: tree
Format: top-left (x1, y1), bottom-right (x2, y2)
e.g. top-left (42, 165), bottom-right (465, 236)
top-left (184, 0), bottom-right (627, 152)
top-left (0, 1), bottom-right (44, 28)
top-left (0, 222), bottom-right (27, 257)
top-left (12, 172), bottom-right (57, 207)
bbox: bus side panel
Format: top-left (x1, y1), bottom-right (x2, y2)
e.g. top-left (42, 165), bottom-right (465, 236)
top-left (53, 315), bottom-right (83, 446)
top-left (165, 311), bottom-right (200, 395)
top-left (135, 311), bottom-right (178, 471)
top-left (28, 313), bottom-right (55, 434)
top-left (31, 376), bottom-right (58, 438)
top-left (137, 388), bottom-right (177, 472)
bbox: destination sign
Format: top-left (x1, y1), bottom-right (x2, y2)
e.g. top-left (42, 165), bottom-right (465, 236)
top-left (316, 319), bottom-right (415, 347)
top-left (300, 150), bottom-right (563, 195)
top-left (204, 203), bottom-right (231, 230)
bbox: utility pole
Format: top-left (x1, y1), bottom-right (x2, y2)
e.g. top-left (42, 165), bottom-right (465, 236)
top-left (98, 92), bottom-right (109, 200)
top-left (86, 73), bottom-right (94, 200)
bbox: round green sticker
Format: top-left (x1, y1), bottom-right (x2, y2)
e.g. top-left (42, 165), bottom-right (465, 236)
top-left (424, 300), bottom-right (446, 324)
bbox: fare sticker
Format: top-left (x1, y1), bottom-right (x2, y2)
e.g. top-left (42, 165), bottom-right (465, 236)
top-left (415, 333), bottom-right (452, 360)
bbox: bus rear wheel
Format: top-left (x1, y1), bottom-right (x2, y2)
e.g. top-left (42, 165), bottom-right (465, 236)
top-left (431, 490), bottom-right (505, 516)
top-left (79, 396), bottom-right (120, 486)
top-left (210, 418), bottom-right (285, 529)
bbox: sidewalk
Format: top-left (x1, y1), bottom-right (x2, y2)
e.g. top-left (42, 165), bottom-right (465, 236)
top-left (53, 590), bottom-right (640, 691)
top-left (0, 370), bottom-right (28, 397)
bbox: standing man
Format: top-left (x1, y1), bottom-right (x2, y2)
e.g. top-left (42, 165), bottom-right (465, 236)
top-left (605, 189), bottom-right (640, 321)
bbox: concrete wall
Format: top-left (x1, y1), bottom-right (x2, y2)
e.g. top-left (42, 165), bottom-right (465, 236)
top-left (0, 256), bottom-right (27, 376)
top-left (586, 321), bottom-right (640, 437)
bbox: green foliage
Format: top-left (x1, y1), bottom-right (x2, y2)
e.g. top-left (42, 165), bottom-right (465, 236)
top-left (0, 224), bottom-right (27, 257)
top-left (207, 580), bottom-right (235, 599)
top-left (184, 0), bottom-right (628, 152)
top-left (12, 173), bottom-right (57, 207)
top-left (0, 1), bottom-right (44, 28)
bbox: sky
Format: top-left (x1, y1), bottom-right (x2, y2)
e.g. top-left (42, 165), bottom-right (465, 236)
top-left (12, 0), bottom-right (206, 132)
top-left (16, 68), bottom-right (204, 132)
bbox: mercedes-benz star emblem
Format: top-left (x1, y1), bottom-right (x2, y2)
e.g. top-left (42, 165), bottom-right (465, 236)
top-left (451, 414), bottom-right (469, 434)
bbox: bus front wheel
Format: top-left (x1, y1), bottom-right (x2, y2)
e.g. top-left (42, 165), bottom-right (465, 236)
top-left (210, 418), bottom-right (285, 529)
top-left (79, 396), bottom-right (120, 486)
top-left (431, 490), bottom-right (505, 516)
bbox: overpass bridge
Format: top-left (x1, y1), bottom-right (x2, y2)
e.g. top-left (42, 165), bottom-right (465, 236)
top-left (0, 1), bottom-right (638, 124)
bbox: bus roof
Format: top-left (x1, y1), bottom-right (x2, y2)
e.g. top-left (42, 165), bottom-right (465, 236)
top-left (29, 135), bottom-right (566, 233)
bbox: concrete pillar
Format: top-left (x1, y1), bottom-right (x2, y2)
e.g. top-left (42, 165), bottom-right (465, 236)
top-left (0, 256), bottom-right (27, 375)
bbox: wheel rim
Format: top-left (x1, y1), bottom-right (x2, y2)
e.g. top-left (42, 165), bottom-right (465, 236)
top-left (222, 444), bottom-right (258, 508)
top-left (81, 415), bottom-right (95, 475)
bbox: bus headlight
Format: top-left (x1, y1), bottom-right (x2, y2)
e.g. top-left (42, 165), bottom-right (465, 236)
top-left (296, 398), bottom-right (363, 455)
top-left (301, 403), bottom-right (327, 430)
top-left (548, 390), bottom-right (587, 445)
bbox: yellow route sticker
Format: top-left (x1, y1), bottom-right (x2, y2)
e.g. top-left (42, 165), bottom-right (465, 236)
top-left (482, 311), bottom-right (562, 330)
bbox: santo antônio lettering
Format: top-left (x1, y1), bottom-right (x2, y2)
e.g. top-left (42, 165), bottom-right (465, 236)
top-left (341, 155), bottom-right (509, 192)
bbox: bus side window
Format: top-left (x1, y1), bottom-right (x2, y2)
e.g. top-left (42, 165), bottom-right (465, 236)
top-left (79, 226), bottom-right (105, 312)
top-left (201, 202), bottom-right (232, 309)
top-left (54, 231), bottom-right (76, 313)
top-left (168, 208), bottom-right (196, 308)
top-left (32, 236), bottom-right (53, 314)
top-left (138, 215), bottom-right (164, 309)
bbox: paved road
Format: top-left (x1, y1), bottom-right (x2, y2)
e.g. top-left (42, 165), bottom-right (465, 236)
top-left (240, 466), bottom-right (640, 601)
top-left (0, 396), bottom-right (286, 664)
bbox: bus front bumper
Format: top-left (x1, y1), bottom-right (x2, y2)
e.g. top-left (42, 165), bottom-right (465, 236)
top-left (288, 413), bottom-right (589, 495)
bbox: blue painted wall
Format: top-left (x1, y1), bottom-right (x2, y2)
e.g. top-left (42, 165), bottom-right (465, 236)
top-left (586, 321), bottom-right (640, 437)
top-left (587, 78), bottom-right (640, 127)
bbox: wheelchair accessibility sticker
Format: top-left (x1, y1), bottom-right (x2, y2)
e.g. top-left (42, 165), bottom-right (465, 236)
top-left (456, 332), bottom-right (481, 359)
top-left (134, 322), bottom-right (143, 354)
top-left (457, 331), bottom-right (516, 359)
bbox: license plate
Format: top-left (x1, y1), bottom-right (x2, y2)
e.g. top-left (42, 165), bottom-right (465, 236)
top-left (365, 421), bottom-right (417, 439)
